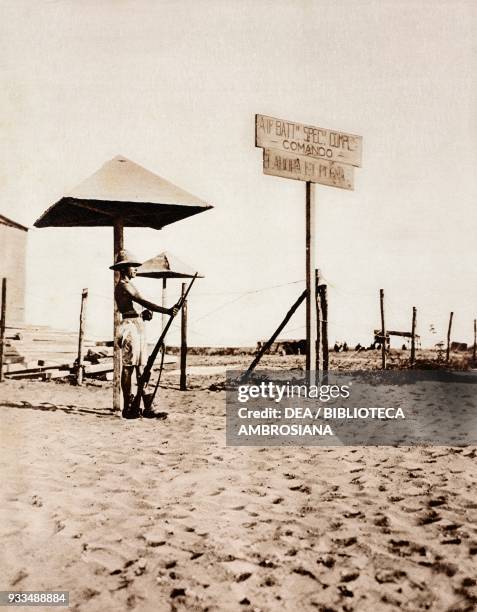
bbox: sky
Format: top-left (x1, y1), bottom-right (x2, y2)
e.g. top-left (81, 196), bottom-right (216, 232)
top-left (1, 0), bottom-right (476, 348)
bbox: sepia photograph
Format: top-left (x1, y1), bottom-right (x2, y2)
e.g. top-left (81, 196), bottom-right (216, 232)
top-left (1, 1), bottom-right (476, 611)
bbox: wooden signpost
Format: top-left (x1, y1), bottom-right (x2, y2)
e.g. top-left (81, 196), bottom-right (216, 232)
top-left (256, 114), bottom-right (362, 372)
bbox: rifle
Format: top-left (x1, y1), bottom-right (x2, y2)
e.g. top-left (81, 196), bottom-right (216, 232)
top-left (129, 273), bottom-right (198, 415)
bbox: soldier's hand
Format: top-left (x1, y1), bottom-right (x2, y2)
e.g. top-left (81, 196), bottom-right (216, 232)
top-left (169, 305), bottom-right (179, 317)
top-left (142, 309), bottom-right (153, 321)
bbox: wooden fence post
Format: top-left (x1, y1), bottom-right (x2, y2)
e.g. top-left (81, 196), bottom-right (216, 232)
top-left (446, 311), bottom-right (454, 363)
top-left (315, 269), bottom-right (321, 373)
top-left (305, 182), bottom-right (317, 373)
top-left (410, 306), bottom-right (416, 366)
top-left (380, 289), bottom-right (386, 369)
top-left (0, 278), bottom-right (6, 383)
top-left (473, 318), bottom-right (476, 364)
top-left (161, 277), bottom-right (167, 333)
top-left (319, 284), bottom-right (329, 371)
top-left (76, 288), bottom-right (88, 386)
top-left (180, 282), bottom-right (188, 391)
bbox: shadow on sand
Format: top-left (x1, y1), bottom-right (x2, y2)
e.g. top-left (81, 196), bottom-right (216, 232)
top-left (0, 401), bottom-right (118, 419)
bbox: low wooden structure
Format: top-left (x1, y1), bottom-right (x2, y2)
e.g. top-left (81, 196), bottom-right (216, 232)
top-left (373, 329), bottom-right (421, 349)
top-left (255, 338), bottom-right (306, 356)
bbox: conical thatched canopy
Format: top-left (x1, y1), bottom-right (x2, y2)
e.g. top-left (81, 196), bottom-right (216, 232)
top-left (137, 251), bottom-right (203, 279)
top-left (34, 155), bottom-right (212, 230)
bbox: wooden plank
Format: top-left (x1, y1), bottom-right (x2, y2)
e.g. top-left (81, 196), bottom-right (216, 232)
top-left (5, 362), bottom-right (73, 375)
top-left (7, 369), bottom-right (64, 380)
top-left (263, 149), bottom-right (354, 190)
top-left (256, 114), bottom-right (362, 167)
top-left (373, 329), bottom-right (418, 339)
top-left (84, 362), bottom-right (113, 375)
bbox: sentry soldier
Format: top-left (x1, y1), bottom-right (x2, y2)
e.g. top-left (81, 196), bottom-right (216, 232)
top-left (110, 250), bottom-right (178, 418)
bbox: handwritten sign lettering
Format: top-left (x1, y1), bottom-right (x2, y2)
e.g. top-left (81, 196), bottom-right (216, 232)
top-left (256, 114), bottom-right (362, 168)
top-left (263, 149), bottom-right (354, 190)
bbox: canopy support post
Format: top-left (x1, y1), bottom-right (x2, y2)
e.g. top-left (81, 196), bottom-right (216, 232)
top-left (113, 219), bottom-right (124, 413)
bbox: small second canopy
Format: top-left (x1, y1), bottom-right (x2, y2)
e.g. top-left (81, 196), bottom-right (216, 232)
top-left (137, 251), bottom-right (203, 279)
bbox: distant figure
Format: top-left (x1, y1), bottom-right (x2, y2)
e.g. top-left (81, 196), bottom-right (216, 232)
top-left (402, 343), bottom-right (407, 350)
top-left (355, 343), bottom-right (362, 351)
top-left (334, 342), bottom-right (341, 353)
top-left (111, 250), bottom-right (178, 419)
top-left (343, 342), bottom-right (348, 352)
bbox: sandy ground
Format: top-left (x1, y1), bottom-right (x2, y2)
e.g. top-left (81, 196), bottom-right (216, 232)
top-left (1, 354), bottom-right (476, 612)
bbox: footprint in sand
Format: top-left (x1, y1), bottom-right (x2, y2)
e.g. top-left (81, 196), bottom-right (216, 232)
top-left (375, 568), bottom-right (406, 583)
top-left (416, 509), bottom-right (442, 525)
top-left (341, 569), bottom-right (360, 582)
top-left (82, 547), bottom-right (132, 575)
top-left (190, 552), bottom-right (203, 560)
top-left (289, 484), bottom-right (311, 494)
top-left (210, 487), bottom-right (225, 496)
top-left (373, 514), bottom-right (390, 528)
top-left (10, 569), bottom-right (28, 587)
top-left (30, 495), bottom-right (43, 507)
top-left (333, 536), bottom-right (357, 547)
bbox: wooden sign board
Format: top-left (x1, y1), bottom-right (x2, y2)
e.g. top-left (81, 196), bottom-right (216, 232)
top-left (263, 149), bottom-right (354, 190)
top-left (256, 114), bottom-right (362, 168)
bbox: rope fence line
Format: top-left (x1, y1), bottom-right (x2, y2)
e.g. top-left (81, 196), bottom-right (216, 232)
top-left (192, 279), bottom-right (305, 297)
top-left (23, 278), bottom-right (472, 347)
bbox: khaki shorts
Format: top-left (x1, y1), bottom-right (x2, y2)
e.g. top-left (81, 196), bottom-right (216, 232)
top-left (119, 318), bottom-right (147, 367)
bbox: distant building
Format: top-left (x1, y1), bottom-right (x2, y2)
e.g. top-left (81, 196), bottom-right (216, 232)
top-left (0, 214), bottom-right (28, 323)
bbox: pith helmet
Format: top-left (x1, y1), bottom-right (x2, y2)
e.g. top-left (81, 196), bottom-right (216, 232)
top-left (109, 249), bottom-right (142, 270)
